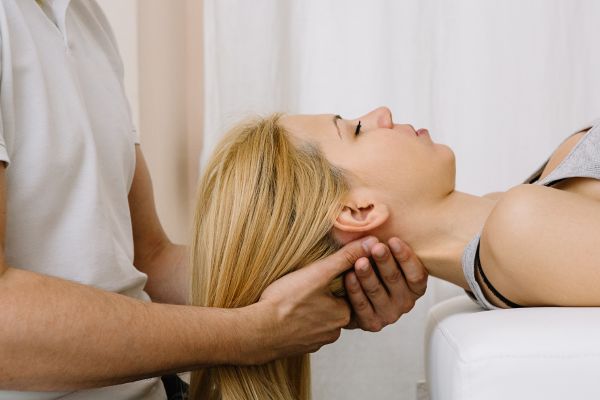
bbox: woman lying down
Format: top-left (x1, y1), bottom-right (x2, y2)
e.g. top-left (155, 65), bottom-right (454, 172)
top-left (189, 107), bottom-right (600, 399)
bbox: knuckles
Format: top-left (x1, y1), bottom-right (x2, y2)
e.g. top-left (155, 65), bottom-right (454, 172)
top-left (393, 246), bottom-right (412, 263)
top-left (342, 249), bottom-right (362, 269)
top-left (340, 312), bottom-right (352, 328)
top-left (309, 345), bottom-right (323, 354)
top-left (381, 311), bottom-right (401, 327)
top-left (407, 271), bottom-right (428, 285)
top-left (368, 321), bottom-right (383, 332)
top-left (364, 284), bottom-right (383, 297)
top-left (401, 297), bottom-right (416, 313)
top-left (327, 329), bottom-right (342, 344)
top-left (353, 299), bottom-right (370, 312)
top-left (383, 269), bottom-right (404, 284)
top-left (346, 280), bottom-right (363, 295)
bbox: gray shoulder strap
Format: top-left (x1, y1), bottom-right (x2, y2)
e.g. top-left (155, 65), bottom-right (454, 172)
top-left (536, 120), bottom-right (600, 186)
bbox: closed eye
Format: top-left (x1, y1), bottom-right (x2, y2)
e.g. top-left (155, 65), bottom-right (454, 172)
top-left (354, 121), bottom-right (362, 136)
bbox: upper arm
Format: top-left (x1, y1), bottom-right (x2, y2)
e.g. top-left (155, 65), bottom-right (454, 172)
top-left (128, 145), bottom-right (171, 271)
top-left (480, 184), bottom-right (600, 306)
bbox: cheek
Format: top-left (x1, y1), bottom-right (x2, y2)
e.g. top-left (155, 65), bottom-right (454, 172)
top-left (330, 136), bottom-right (453, 192)
top-left (350, 141), bottom-right (454, 199)
top-left (341, 140), bottom-right (420, 188)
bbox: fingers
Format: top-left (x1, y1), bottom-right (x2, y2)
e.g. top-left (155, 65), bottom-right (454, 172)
top-left (388, 237), bottom-right (428, 296)
top-left (343, 239), bottom-right (429, 332)
top-left (344, 271), bottom-right (381, 332)
top-left (370, 242), bottom-right (410, 301)
top-left (314, 236), bottom-right (378, 283)
top-left (354, 257), bottom-right (392, 317)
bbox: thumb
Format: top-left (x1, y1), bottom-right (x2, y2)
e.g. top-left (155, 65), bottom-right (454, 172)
top-left (311, 236), bottom-right (378, 284)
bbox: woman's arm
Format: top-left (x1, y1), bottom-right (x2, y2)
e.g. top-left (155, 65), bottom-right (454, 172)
top-left (479, 184), bottom-right (600, 307)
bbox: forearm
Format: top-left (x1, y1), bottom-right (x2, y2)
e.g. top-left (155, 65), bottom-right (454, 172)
top-left (141, 242), bottom-right (190, 305)
top-left (0, 266), bottom-right (251, 391)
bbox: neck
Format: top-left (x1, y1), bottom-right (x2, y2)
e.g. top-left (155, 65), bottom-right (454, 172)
top-left (387, 191), bottom-right (496, 289)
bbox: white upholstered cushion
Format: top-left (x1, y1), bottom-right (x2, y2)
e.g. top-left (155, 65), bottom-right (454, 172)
top-left (426, 295), bottom-right (600, 400)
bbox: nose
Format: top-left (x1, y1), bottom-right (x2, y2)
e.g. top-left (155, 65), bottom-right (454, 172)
top-left (359, 106), bottom-right (394, 129)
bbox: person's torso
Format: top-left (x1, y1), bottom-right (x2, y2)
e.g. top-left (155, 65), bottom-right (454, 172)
top-left (0, 0), bottom-right (165, 398)
top-left (462, 118), bottom-right (600, 310)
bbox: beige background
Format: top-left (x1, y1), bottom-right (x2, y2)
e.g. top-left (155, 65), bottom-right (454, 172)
top-left (98, 0), bottom-right (203, 245)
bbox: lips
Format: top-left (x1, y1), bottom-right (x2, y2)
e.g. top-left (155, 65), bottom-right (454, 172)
top-left (393, 124), bottom-right (428, 138)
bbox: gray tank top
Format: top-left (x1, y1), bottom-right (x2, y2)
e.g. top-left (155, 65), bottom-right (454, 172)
top-left (463, 117), bottom-right (600, 310)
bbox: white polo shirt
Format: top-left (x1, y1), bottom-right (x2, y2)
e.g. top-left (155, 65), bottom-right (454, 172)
top-left (0, 0), bottom-right (165, 398)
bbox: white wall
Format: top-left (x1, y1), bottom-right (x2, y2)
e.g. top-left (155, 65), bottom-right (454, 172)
top-left (95, 0), bottom-right (203, 245)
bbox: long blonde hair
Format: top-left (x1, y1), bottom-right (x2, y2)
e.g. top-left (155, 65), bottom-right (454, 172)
top-left (189, 114), bottom-right (349, 399)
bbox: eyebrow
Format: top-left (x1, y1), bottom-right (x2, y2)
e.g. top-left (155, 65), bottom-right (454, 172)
top-left (333, 115), bottom-right (342, 139)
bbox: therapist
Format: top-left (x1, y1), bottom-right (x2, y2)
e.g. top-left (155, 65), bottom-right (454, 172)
top-left (0, 1), bottom-right (428, 399)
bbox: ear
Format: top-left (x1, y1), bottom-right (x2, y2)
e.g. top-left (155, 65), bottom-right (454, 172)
top-left (333, 192), bottom-right (390, 237)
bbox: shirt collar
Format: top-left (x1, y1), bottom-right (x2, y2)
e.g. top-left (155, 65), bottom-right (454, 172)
top-left (43, 0), bottom-right (73, 45)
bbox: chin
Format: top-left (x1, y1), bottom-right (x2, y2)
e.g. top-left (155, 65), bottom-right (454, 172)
top-left (438, 144), bottom-right (456, 189)
top-left (437, 143), bottom-right (455, 161)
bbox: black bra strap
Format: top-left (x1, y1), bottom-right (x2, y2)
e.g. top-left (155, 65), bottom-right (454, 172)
top-left (475, 242), bottom-right (523, 308)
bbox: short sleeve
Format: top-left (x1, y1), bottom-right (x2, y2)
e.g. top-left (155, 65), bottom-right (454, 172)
top-left (0, 123), bottom-right (10, 167)
top-left (131, 123), bottom-right (141, 145)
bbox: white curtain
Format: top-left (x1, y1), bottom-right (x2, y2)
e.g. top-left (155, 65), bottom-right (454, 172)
top-left (203, 1), bottom-right (600, 399)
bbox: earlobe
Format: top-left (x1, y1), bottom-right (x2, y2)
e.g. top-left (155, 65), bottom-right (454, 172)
top-left (333, 201), bottom-right (390, 234)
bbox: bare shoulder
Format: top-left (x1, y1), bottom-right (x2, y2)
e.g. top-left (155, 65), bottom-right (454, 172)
top-left (483, 184), bottom-right (600, 239)
top-left (479, 184), bottom-right (600, 306)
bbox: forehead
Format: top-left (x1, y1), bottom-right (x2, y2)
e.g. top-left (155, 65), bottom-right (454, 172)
top-left (280, 114), bottom-right (338, 146)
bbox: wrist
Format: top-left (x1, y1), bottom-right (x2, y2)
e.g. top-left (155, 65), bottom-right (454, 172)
top-left (230, 302), bottom-right (277, 365)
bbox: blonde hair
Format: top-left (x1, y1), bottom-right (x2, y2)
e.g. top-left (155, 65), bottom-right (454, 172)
top-left (189, 114), bottom-right (349, 399)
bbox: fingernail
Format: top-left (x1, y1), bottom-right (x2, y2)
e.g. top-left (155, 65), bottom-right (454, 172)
top-left (349, 273), bottom-right (358, 285)
top-left (356, 258), bottom-right (370, 273)
top-left (362, 237), bottom-right (378, 252)
top-left (373, 245), bottom-right (386, 259)
top-left (389, 238), bottom-right (402, 253)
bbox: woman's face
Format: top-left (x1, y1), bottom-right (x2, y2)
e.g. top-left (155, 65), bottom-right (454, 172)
top-left (281, 107), bottom-right (455, 241)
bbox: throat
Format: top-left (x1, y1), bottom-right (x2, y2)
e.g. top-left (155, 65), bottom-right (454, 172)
top-left (406, 192), bottom-right (496, 289)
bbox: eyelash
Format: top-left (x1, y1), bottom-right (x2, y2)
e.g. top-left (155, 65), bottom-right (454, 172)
top-left (354, 121), bottom-right (362, 136)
